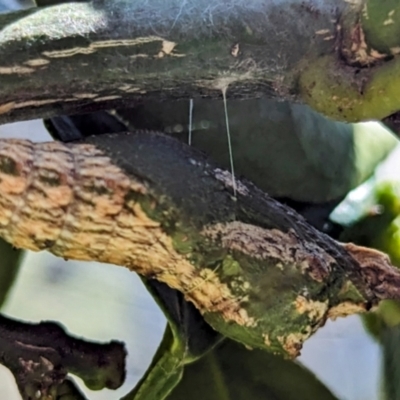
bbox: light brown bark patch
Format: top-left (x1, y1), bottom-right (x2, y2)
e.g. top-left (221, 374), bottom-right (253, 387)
top-left (277, 330), bottom-right (311, 358)
top-left (203, 222), bottom-right (335, 282)
top-left (213, 168), bottom-right (250, 196)
top-left (341, 22), bottom-right (387, 65)
top-left (0, 139), bottom-right (253, 328)
top-left (343, 242), bottom-right (400, 300)
top-left (294, 295), bottom-right (328, 322)
top-left (0, 102), bottom-right (15, 114)
top-left (327, 301), bottom-right (366, 320)
top-left (263, 333), bottom-right (271, 347)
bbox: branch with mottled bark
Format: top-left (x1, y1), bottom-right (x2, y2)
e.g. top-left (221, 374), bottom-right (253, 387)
top-left (1, 0), bottom-right (400, 124)
top-left (0, 130), bottom-right (398, 358)
top-left (0, 0), bottom-right (340, 123)
top-left (0, 314), bottom-right (126, 399)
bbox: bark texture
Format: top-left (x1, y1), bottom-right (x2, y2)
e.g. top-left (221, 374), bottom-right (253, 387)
top-left (0, 131), bottom-right (398, 357)
top-left (2, 0), bottom-right (399, 124)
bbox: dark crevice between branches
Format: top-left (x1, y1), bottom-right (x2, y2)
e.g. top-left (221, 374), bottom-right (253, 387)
top-left (383, 111), bottom-right (400, 138)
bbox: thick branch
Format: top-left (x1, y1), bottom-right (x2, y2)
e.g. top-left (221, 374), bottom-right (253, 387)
top-left (0, 131), bottom-right (397, 358)
top-left (361, 0), bottom-right (400, 56)
top-left (0, 0), bottom-right (346, 123)
top-left (1, 1), bottom-right (399, 123)
top-left (0, 314), bottom-right (126, 399)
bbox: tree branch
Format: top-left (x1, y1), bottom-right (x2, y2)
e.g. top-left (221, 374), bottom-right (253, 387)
top-left (361, 0), bottom-right (400, 57)
top-left (0, 130), bottom-right (397, 357)
top-left (0, 314), bottom-right (126, 399)
top-left (0, 0), bottom-right (366, 123)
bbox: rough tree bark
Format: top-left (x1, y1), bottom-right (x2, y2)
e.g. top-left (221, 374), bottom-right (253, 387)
top-left (0, 130), bottom-right (398, 358)
top-left (0, 0), bottom-right (400, 124)
top-left (1, 0), bottom-right (400, 396)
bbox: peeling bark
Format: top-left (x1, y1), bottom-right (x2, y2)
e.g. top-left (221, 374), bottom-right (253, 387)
top-left (0, 130), bottom-right (398, 357)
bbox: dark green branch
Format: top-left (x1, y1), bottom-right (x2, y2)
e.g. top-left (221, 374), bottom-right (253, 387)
top-left (0, 1), bottom-right (399, 124)
top-left (0, 0), bottom-right (344, 124)
top-left (361, 0), bottom-right (400, 55)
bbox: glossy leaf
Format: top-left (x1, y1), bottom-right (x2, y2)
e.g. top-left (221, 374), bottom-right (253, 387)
top-left (0, 238), bottom-right (24, 309)
top-left (382, 325), bottom-right (400, 400)
top-left (122, 280), bottom-right (222, 400)
top-left (116, 98), bottom-right (398, 202)
top-left (169, 339), bottom-right (340, 400)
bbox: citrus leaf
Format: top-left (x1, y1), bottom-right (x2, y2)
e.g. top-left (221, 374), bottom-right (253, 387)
top-left (382, 325), bottom-right (400, 400)
top-left (116, 98), bottom-right (398, 202)
top-left (121, 325), bottom-right (185, 400)
top-left (0, 238), bottom-right (24, 308)
top-left (168, 338), bottom-right (340, 400)
top-left (122, 280), bottom-right (222, 400)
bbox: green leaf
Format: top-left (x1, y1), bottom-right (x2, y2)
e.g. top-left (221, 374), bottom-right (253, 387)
top-left (122, 280), bottom-right (222, 400)
top-left (382, 325), bottom-right (400, 400)
top-left (168, 338), bottom-right (340, 400)
top-left (339, 181), bottom-right (400, 266)
top-left (0, 238), bottom-right (24, 309)
top-left (116, 98), bottom-right (398, 202)
top-left (121, 326), bottom-right (185, 400)
top-left (363, 300), bottom-right (400, 342)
